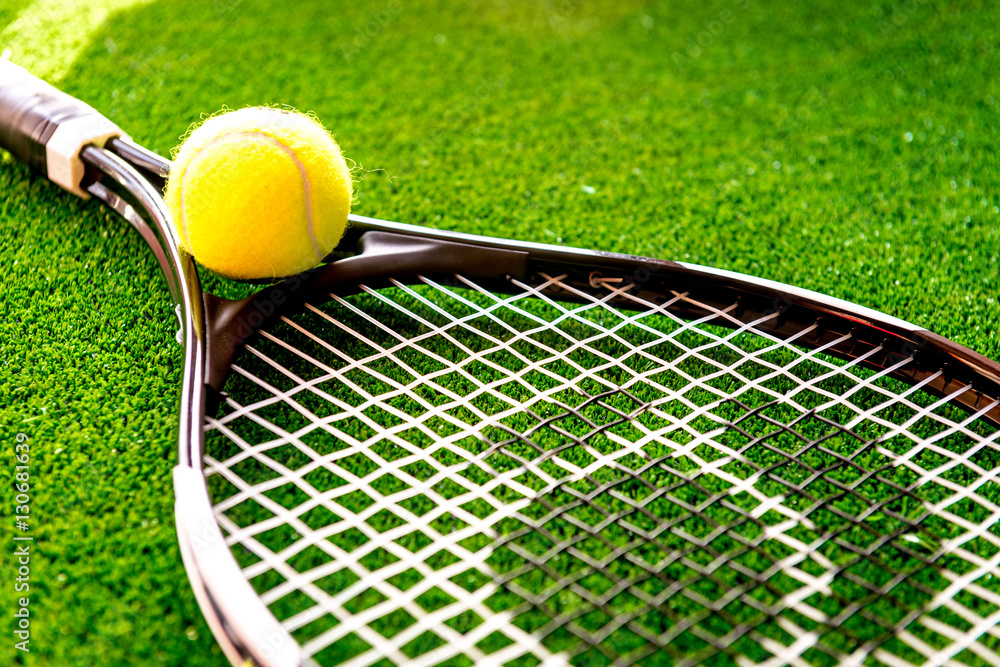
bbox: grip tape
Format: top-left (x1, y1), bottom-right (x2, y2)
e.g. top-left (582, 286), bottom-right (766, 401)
top-left (0, 59), bottom-right (126, 198)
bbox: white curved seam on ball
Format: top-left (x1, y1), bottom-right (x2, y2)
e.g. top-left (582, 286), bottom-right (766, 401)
top-left (181, 130), bottom-right (323, 261)
top-left (263, 134), bottom-right (323, 261)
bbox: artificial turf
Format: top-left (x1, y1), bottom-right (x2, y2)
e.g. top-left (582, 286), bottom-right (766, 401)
top-left (0, 0), bottom-right (997, 665)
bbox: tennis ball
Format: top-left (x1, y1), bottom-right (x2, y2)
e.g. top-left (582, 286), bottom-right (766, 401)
top-left (164, 107), bottom-right (352, 280)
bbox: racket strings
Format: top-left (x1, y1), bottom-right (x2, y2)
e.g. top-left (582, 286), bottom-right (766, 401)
top-left (203, 273), bottom-right (1000, 667)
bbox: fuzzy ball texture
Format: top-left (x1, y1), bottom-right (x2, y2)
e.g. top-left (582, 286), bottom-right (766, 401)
top-left (165, 107), bottom-right (352, 280)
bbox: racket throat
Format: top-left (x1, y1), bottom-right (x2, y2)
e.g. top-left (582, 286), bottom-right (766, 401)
top-left (201, 231), bottom-right (530, 402)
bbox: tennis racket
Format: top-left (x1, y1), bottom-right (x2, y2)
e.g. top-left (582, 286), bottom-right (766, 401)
top-left (3, 60), bottom-right (1000, 667)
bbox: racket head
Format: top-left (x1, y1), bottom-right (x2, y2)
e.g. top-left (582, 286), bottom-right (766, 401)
top-left (175, 212), bottom-right (1000, 667)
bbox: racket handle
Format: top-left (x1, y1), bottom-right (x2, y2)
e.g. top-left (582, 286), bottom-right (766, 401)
top-left (0, 59), bottom-right (127, 198)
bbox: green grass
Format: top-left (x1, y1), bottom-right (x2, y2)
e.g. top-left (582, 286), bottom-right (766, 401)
top-left (0, 0), bottom-right (998, 665)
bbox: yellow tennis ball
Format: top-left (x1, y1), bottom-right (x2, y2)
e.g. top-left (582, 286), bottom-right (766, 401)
top-left (164, 107), bottom-right (352, 280)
